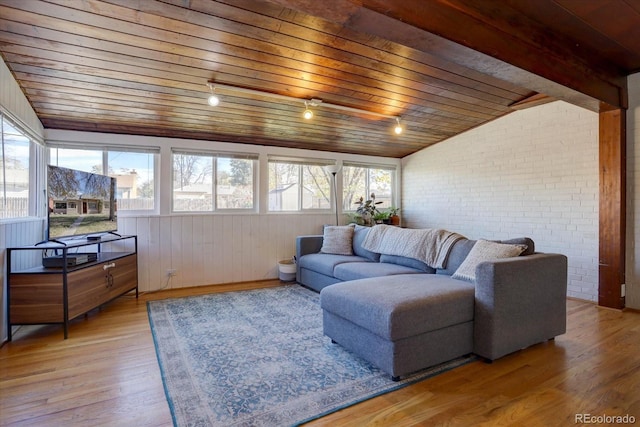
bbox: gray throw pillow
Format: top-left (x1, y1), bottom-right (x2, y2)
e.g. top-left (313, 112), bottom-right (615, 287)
top-left (353, 225), bottom-right (381, 261)
top-left (321, 225), bottom-right (355, 255)
top-left (452, 239), bottom-right (526, 281)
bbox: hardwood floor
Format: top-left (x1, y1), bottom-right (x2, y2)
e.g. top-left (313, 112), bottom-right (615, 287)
top-left (1, 281), bottom-right (639, 426)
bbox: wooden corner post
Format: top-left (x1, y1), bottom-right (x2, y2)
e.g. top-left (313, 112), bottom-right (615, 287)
top-left (599, 106), bottom-right (626, 309)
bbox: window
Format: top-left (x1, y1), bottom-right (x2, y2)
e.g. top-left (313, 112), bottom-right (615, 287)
top-left (108, 151), bottom-right (155, 211)
top-left (268, 158), bottom-right (332, 211)
top-left (342, 163), bottom-right (394, 211)
top-left (1, 115), bottom-right (31, 219)
top-left (49, 148), bottom-right (101, 173)
top-left (172, 151), bottom-right (256, 212)
top-left (48, 145), bottom-right (158, 212)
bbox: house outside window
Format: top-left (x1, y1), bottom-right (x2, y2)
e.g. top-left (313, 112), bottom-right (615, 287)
top-left (1, 115), bottom-right (31, 219)
top-left (342, 163), bottom-right (394, 212)
top-left (172, 151), bottom-right (257, 212)
top-left (268, 157), bottom-right (333, 211)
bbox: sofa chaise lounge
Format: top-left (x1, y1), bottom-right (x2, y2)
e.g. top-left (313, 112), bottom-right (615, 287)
top-left (296, 224), bottom-right (568, 380)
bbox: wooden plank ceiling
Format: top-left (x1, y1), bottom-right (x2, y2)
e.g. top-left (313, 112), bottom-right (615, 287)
top-left (0, 0), bottom-right (639, 158)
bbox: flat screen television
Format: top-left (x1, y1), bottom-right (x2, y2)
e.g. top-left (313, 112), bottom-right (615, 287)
top-left (47, 165), bottom-right (118, 241)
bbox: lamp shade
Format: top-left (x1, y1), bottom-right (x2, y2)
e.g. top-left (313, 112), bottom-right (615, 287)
top-left (323, 164), bottom-right (341, 174)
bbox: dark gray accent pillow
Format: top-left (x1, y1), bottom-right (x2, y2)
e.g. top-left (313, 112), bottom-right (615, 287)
top-left (436, 239), bottom-right (476, 275)
top-left (352, 225), bottom-right (381, 261)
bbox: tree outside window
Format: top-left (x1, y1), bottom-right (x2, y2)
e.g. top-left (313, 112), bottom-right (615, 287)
top-left (268, 160), bottom-right (331, 211)
top-left (342, 165), bottom-right (393, 211)
top-left (218, 158), bottom-right (254, 209)
top-left (173, 153), bottom-right (213, 212)
top-left (172, 152), bottom-right (255, 212)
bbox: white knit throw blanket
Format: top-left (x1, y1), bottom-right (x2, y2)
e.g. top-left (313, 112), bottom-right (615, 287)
top-left (361, 225), bottom-right (465, 269)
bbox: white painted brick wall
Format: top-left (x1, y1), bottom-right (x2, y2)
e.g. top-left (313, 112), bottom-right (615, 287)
top-left (402, 101), bottom-right (599, 301)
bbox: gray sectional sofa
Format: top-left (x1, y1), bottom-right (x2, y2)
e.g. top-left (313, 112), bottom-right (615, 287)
top-left (296, 224), bottom-right (568, 380)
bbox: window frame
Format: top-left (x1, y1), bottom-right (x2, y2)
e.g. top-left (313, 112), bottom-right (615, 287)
top-left (171, 149), bottom-right (258, 213)
top-left (342, 162), bottom-right (396, 212)
top-left (0, 112), bottom-right (43, 220)
top-left (267, 156), bottom-right (335, 213)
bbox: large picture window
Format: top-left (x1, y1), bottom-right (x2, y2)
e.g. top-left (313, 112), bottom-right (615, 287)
top-left (1, 115), bottom-right (31, 219)
top-left (342, 163), bottom-right (395, 211)
top-left (172, 151), bottom-right (256, 212)
top-left (268, 157), bottom-right (332, 211)
top-left (48, 145), bottom-right (158, 212)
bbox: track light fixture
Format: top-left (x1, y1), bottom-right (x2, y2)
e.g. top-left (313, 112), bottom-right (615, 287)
top-left (204, 80), bottom-right (405, 134)
top-left (303, 101), bottom-right (313, 120)
top-left (206, 83), bottom-right (220, 107)
top-left (394, 117), bottom-right (403, 135)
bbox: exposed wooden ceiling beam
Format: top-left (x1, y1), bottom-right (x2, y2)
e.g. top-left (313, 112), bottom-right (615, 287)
top-left (267, 0), bottom-right (626, 111)
top-left (509, 94), bottom-right (556, 111)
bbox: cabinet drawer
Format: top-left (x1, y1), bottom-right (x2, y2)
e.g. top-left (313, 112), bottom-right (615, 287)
top-left (9, 274), bottom-right (64, 323)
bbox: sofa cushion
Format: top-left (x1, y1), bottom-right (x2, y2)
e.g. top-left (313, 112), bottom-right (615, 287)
top-left (452, 239), bottom-right (526, 281)
top-left (299, 268), bottom-right (341, 292)
top-left (320, 225), bottom-right (355, 255)
top-left (436, 238), bottom-right (476, 275)
top-left (298, 253), bottom-right (371, 277)
top-left (320, 274), bottom-right (475, 341)
top-left (333, 261), bottom-right (424, 281)
top-left (379, 254), bottom-right (436, 273)
top-left (353, 225), bottom-right (381, 261)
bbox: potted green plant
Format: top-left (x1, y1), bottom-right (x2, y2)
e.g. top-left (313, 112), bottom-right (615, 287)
top-left (373, 210), bottom-right (390, 224)
top-left (387, 206), bottom-right (401, 226)
top-left (354, 193), bottom-right (383, 226)
top-left (346, 212), bottom-right (364, 225)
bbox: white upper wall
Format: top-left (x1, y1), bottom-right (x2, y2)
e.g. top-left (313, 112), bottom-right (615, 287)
top-left (0, 58), bottom-right (43, 140)
top-left (402, 101), bottom-right (599, 301)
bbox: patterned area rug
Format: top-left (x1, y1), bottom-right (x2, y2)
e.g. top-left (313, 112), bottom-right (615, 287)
top-left (147, 285), bottom-right (475, 426)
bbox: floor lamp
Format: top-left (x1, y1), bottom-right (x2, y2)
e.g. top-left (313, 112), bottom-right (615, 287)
top-left (324, 165), bottom-right (341, 225)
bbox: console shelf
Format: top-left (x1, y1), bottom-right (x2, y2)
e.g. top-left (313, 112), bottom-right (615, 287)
top-left (7, 235), bottom-right (138, 340)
